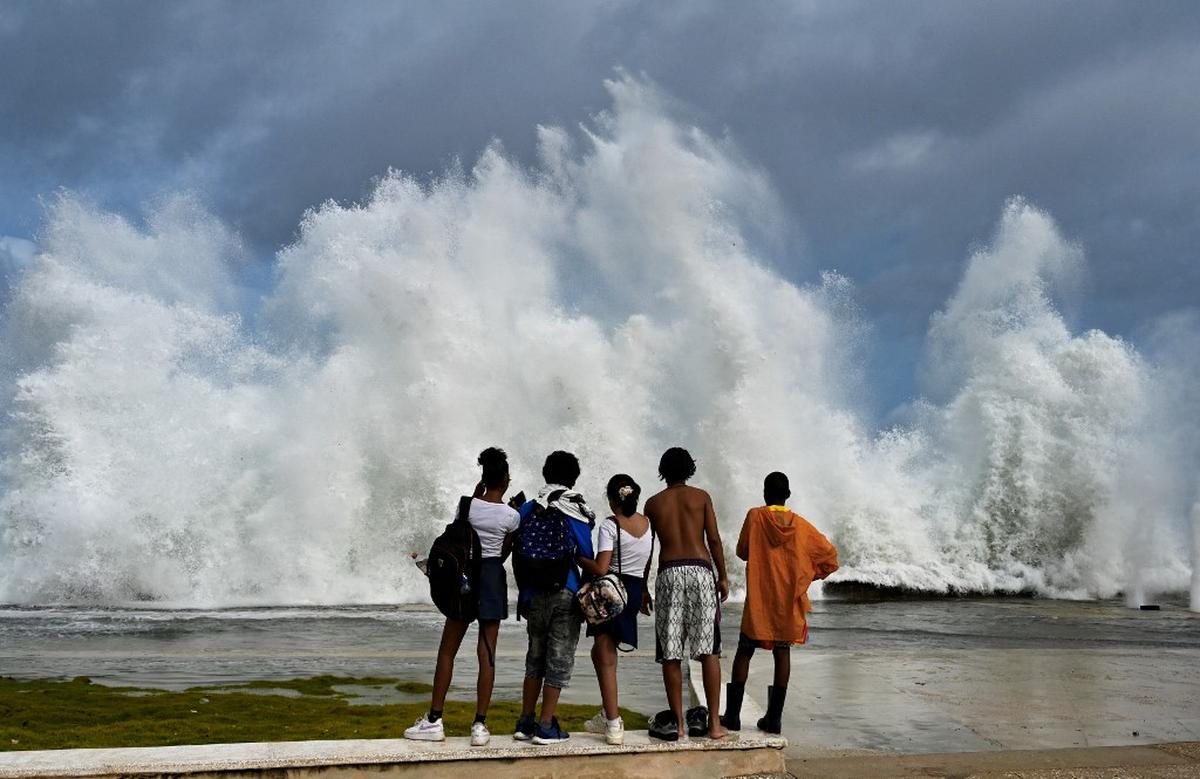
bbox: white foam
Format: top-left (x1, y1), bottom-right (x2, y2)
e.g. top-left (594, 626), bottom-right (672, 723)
top-left (1192, 501), bottom-right (1200, 613)
top-left (0, 76), bottom-right (1195, 606)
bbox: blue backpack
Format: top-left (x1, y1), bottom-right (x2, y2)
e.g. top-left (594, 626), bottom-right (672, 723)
top-left (514, 490), bottom-right (575, 593)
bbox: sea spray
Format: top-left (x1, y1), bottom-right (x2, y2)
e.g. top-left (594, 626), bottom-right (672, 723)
top-left (0, 75), bottom-right (1194, 606)
top-left (1192, 501), bottom-right (1200, 613)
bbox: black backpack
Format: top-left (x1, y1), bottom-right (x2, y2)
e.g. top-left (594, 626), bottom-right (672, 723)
top-left (513, 490), bottom-right (575, 593)
top-left (426, 496), bottom-right (482, 621)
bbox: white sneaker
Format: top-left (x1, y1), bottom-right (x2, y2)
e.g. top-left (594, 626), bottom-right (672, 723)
top-left (403, 715), bottom-right (445, 741)
top-left (584, 711), bottom-right (607, 734)
top-left (470, 721), bottom-right (490, 746)
top-left (605, 716), bottom-right (624, 746)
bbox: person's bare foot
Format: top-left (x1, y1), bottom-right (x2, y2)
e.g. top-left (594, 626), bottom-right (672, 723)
top-left (707, 722), bottom-right (729, 739)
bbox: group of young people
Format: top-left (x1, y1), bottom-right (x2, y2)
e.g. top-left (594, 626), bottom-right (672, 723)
top-left (403, 445), bottom-right (839, 747)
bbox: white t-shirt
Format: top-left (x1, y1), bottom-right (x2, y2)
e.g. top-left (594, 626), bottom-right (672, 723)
top-left (469, 498), bottom-right (520, 559)
top-left (596, 515), bottom-right (653, 577)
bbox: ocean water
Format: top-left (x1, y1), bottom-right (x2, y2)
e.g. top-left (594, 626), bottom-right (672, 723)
top-left (0, 75), bottom-right (1198, 609)
top-left (3, 599), bottom-right (1198, 752)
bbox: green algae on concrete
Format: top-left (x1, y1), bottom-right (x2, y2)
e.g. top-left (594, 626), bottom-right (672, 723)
top-left (0, 676), bottom-right (649, 752)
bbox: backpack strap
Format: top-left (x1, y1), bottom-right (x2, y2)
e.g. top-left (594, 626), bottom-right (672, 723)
top-left (455, 495), bottom-right (473, 524)
top-left (546, 489), bottom-right (573, 554)
top-left (614, 516), bottom-right (623, 576)
top-left (453, 493), bottom-right (482, 583)
top-left (642, 527), bottom-right (655, 582)
top-left (549, 490), bottom-right (585, 583)
top-left (526, 490), bottom-right (567, 526)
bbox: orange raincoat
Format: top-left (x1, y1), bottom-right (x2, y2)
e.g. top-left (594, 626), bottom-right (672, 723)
top-left (736, 505), bottom-right (838, 645)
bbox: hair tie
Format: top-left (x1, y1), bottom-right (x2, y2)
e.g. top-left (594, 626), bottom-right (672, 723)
top-left (618, 485), bottom-right (634, 499)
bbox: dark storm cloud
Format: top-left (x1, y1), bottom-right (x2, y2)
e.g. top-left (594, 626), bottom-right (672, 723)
top-left (2, 0), bottom-right (1197, 411)
top-left (0, 1), bottom-right (614, 242)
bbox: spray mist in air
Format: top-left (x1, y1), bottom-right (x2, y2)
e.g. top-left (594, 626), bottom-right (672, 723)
top-left (0, 76), bottom-right (1195, 606)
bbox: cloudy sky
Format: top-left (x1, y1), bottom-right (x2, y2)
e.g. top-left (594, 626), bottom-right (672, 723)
top-left (2, 0), bottom-right (1197, 415)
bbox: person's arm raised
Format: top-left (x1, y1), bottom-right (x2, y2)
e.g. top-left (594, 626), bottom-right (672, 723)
top-left (704, 492), bottom-right (729, 602)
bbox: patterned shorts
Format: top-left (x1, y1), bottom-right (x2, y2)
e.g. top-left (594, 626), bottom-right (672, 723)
top-left (654, 559), bottom-right (721, 662)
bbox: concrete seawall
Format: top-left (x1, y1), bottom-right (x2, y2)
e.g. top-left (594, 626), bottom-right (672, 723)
top-left (0, 733), bottom-right (789, 779)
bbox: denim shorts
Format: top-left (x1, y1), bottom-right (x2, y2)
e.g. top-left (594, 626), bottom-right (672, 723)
top-left (523, 589), bottom-right (582, 689)
top-left (477, 558), bottom-right (508, 622)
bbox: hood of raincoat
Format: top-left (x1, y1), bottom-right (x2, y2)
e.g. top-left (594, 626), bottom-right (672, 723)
top-left (759, 507), bottom-right (798, 548)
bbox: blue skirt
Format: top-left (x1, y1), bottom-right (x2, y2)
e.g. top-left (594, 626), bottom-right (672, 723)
top-left (477, 558), bottom-right (508, 622)
top-left (586, 574), bottom-right (644, 651)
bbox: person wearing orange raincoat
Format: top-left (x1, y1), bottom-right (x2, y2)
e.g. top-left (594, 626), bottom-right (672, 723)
top-left (720, 471), bottom-right (838, 735)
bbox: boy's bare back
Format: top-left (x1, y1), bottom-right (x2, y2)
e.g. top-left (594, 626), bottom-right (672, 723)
top-left (645, 484), bottom-right (729, 599)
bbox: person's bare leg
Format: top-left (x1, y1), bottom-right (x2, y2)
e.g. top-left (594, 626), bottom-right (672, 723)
top-left (772, 646), bottom-right (790, 689)
top-left (662, 659), bottom-right (685, 737)
top-left (475, 620), bottom-right (500, 716)
top-left (521, 675), bottom-right (541, 718)
top-left (591, 634), bottom-right (619, 720)
top-left (731, 643), bottom-right (754, 685)
top-left (700, 654), bottom-right (728, 738)
top-left (431, 618), bottom-right (470, 712)
top-left (538, 684), bottom-right (563, 725)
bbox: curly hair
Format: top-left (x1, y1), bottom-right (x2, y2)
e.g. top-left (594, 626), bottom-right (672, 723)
top-left (542, 450), bottom-right (581, 488)
top-left (657, 447), bottom-right (696, 484)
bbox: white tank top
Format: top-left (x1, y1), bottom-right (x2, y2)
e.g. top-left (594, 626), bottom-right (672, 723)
top-left (596, 515), bottom-right (653, 576)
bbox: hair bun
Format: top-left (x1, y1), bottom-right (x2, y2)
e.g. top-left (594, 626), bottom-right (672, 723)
top-left (478, 447), bottom-right (507, 467)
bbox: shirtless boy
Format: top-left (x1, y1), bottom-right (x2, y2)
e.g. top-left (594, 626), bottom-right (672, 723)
top-left (644, 447), bottom-right (730, 740)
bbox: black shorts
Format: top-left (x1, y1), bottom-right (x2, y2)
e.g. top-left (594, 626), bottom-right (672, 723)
top-left (737, 631), bottom-right (790, 652)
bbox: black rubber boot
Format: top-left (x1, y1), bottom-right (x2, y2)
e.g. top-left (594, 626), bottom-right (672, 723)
top-left (756, 685), bottom-right (787, 734)
top-left (720, 682), bottom-right (744, 730)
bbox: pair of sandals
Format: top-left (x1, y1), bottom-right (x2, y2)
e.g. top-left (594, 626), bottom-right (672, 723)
top-left (648, 705), bottom-right (710, 741)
